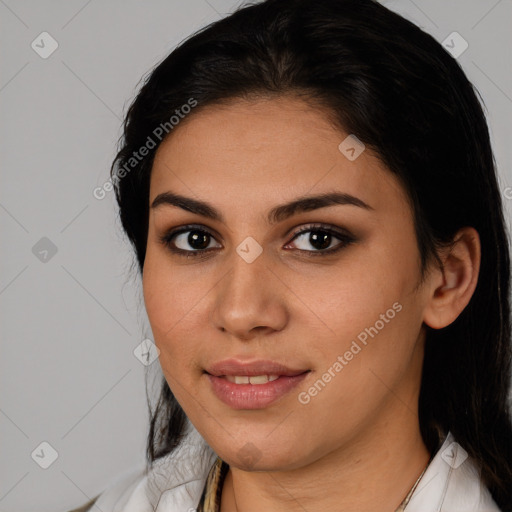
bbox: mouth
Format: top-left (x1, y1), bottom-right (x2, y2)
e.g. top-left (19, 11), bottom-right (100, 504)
top-left (205, 358), bottom-right (309, 378)
top-left (222, 374), bottom-right (281, 384)
top-left (204, 358), bottom-right (310, 409)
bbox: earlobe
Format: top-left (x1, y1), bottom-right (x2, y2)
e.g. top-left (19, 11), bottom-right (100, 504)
top-left (423, 227), bottom-right (481, 330)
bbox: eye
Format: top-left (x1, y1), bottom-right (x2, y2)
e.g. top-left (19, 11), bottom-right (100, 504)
top-left (285, 223), bottom-right (355, 256)
top-left (159, 222), bottom-right (355, 259)
top-left (159, 224), bottom-right (221, 258)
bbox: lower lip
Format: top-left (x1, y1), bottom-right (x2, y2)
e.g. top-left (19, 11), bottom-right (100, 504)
top-left (206, 373), bottom-right (309, 409)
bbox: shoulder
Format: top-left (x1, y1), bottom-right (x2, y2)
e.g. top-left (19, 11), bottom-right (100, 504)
top-left (405, 431), bottom-right (502, 512)
top-left (67, 421), bottom-right (217, 512)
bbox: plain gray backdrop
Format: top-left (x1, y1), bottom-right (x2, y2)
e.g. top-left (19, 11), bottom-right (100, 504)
top-left (1, 1), bottom-right (511, 511)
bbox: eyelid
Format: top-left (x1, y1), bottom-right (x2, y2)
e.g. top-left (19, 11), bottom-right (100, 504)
top-left (287, 222), bottom-right (353, 241)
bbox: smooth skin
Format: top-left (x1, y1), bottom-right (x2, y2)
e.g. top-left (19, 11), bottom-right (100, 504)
top-left (142, 95), bottom-right (481, 512)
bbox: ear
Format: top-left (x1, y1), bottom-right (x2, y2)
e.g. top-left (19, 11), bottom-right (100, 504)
top-left (422, 227), bottom-right (481, 329)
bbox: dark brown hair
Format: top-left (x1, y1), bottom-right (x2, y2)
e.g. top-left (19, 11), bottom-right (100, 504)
top-left (110, 1), bottom-right (512, 508)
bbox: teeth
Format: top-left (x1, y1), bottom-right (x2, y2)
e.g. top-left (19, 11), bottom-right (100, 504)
top-left (249, 375), bottom-right (269, 384)
top-left (224, 375), bottom-right (280, 384)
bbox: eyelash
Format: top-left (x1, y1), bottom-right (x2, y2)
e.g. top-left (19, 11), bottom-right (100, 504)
top-left (158, 223), bottom-right (356, 259)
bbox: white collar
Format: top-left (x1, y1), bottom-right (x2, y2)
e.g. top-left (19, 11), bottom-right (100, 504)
top-left (92, 421), bottom-right (500, 512)
top-left (404, 431), bottom-right (500, 511)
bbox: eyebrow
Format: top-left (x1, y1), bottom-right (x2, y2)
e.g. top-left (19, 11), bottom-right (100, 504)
top-left (150, 190), bottom-right (373, 224)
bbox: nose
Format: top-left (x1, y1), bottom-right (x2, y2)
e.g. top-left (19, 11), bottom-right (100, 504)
top-left (210, 246), bottom-right (288, 341)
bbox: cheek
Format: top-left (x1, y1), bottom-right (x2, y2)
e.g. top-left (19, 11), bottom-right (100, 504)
top-left (142, 266), bottom-right (199, 409)
top-left (297, 236), bottom-right (423, 403)
top-left (142, 248), bottom-right (218, 389)
top-left (306, 241), bottom-right (418, 343)
top-left (294, 304), bottom-right (423, 452)
top-left (142, 252), bottom-right (194, 361)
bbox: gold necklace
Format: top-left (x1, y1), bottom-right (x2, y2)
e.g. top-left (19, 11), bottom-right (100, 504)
top-left (394, 462), bottom-right (429, 512)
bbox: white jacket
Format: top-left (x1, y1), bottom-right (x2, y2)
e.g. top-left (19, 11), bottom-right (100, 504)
top-left (85, 420), bottom-right (502, 512)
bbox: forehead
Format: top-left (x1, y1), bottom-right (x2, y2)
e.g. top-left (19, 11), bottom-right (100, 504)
top-left (149, 95), bottom-right (410, 221)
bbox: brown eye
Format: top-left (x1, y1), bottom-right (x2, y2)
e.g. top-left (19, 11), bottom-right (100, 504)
top-left (286, 224), bottom-right (356, 256)
top-left (160, 225), bottom-right (222, 257)
top-left (180, 230), bottom-right (212, 250)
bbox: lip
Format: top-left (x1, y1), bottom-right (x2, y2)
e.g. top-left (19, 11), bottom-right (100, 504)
top-left (205, 358), bottom-right (308, 377)
top-left (204, 358), bottom-right (310, 409)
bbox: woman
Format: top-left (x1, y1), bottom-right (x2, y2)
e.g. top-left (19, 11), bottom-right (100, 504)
top-left (68, 0), bottom-right (512, 510)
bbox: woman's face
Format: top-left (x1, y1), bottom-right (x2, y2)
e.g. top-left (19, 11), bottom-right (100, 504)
top-left (143, 95), bottom-right (432, 471)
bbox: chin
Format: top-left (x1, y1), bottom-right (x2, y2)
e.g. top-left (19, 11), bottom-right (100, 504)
top-left (215, 438), bottom-right (307, 472)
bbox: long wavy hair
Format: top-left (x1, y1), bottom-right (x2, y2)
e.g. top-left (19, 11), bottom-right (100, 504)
top-left (110, 0), bottom-right (512, 508)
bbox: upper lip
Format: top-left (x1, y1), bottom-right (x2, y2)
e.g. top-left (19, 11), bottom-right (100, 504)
top-left (205, 358), bottom-right (309, 377)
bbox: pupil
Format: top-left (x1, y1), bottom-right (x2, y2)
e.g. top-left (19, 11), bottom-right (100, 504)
top-left (189, 230), bottom-right (209, 250)
top-left (310, 231), bottom-right (331, 250)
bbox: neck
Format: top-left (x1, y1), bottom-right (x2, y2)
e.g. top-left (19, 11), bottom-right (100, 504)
top-left (220, 406), bottom-right (431, 512)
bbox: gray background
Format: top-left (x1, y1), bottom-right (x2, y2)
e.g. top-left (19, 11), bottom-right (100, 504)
top-left (1, 1), bottom-right (511, 511)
